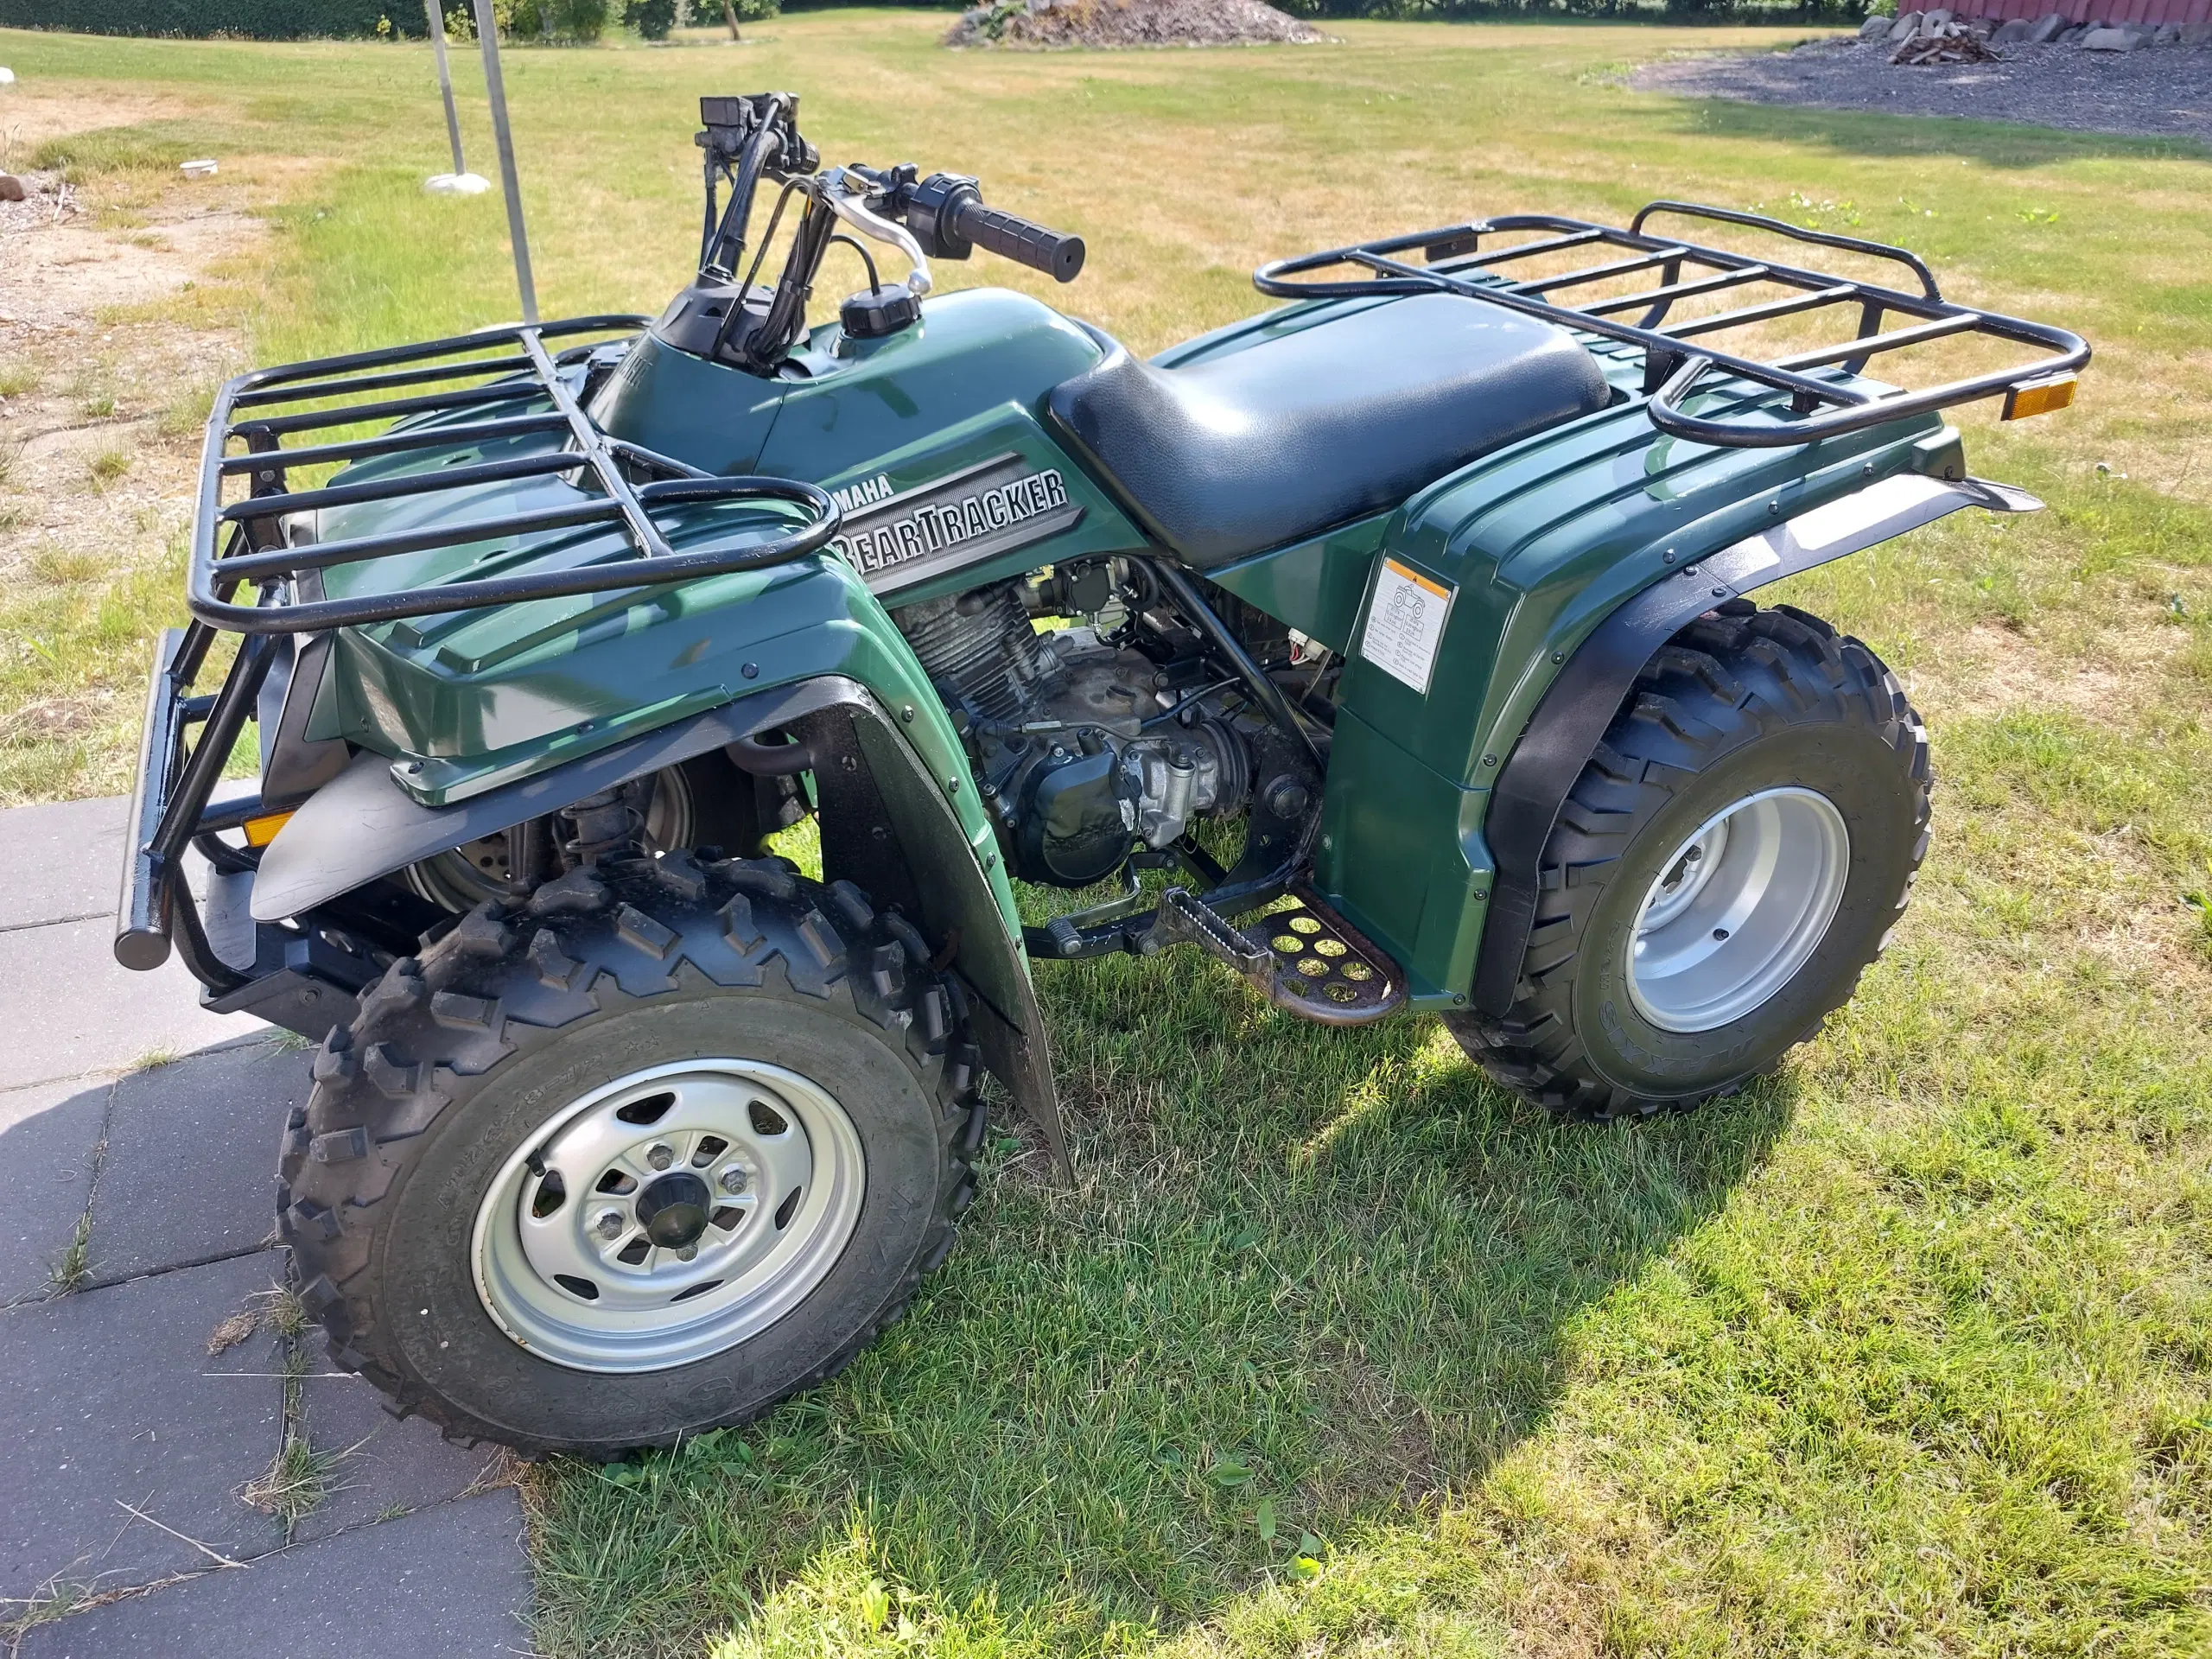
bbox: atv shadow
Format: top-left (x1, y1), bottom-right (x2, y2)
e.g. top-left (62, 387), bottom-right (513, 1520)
top-left (531, 944), bottom-right (1796, 1655)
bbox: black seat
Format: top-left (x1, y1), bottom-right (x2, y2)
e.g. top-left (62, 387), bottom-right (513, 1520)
top-left (1048, 293), bottom-right (1611, 569)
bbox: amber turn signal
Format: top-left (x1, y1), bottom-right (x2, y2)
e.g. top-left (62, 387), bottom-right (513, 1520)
top-left (2001, 376), bottom-right (2076, 422)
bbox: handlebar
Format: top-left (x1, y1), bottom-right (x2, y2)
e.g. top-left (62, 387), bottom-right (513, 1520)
top-left (874, 168), bottom-right (1085, 284)
top-left (947, 197), bottom-right (1086, 283)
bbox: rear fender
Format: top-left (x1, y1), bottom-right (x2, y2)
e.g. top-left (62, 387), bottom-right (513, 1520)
top-left (1468, 472), bottom-right (2037, 1015)
top-left (253, 675), bottom-right (1068, 1171)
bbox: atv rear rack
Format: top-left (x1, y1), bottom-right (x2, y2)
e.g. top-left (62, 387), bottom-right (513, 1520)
top-left (1255, 200), bottom-right (2088, 448)
top-left (120, 315), bottom-right (842, 982)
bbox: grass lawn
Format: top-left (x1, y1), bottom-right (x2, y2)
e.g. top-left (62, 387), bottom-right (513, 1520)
top-left (2, 11), bottom-right (2210, 1656)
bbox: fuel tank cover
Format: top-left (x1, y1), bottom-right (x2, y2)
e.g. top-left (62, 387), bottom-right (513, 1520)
top-left (839, 285), bottom-right (920, 340)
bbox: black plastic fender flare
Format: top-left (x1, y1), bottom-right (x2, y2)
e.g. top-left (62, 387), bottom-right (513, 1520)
top-left (1470, 474), bottom-right (2034, 1017)
top-left (252, 676), bottom-right (1068, 1171)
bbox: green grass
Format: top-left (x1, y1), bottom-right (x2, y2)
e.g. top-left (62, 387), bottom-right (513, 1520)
top-left (3, 14), bottom-right (2210, 1656)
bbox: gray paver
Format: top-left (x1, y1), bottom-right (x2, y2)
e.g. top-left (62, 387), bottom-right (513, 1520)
top-left (295, 1375), bottom-right (513, 1544)
top-left (0, 790), bottom-right (248, 933)
top-left (0, 796), bottom-right (129, 931)
top-left (0, 1076), bottom-right (109, 1306)
top-left (2, 1251), bottom-right (287, 1601)
top-left (86, 1039), bottom-right (308, 1286)
top-left (0, 915), bottom-right (267, 1091)
top-left (20, 1488), bottom-right (536, 1659)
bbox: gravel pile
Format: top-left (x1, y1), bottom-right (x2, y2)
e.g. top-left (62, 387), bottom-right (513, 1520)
top-left (1636, 24), bottom-right (2212, 145)
top-left (945, 0), bottom-right (1325, 50)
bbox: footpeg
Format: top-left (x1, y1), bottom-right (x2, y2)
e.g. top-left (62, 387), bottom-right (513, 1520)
top-left (1154, 887), bottom-right (1405, 1025)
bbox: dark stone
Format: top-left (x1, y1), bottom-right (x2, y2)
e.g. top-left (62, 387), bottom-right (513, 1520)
top-left (292, 1375), bottom-right (515, 1544)
top-left (86, 1039), bottom-right (308, 1285)
top-left (1, 1253), bottom-right (285, 1601)
top-left (20, 1489), bottom-right (532, 1658)
top-left (0, 1077), bottom-right (109, 1306)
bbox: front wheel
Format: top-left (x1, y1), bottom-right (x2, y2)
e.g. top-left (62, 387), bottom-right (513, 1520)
top-left (1447, 602), bottom-right (1930, 1119)
top-left (277, 853), bottom-right (984, 1456)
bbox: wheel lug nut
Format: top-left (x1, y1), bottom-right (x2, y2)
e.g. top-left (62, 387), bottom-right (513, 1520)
top-left (594, 1208), bottom-right (626, 1240)
top-left (677, 1243), bottom-right (698, 1262)
top-left (645, 1143), bottom-right (675, 1171)
top-left (719, 1165), bottom-right (749, 1194)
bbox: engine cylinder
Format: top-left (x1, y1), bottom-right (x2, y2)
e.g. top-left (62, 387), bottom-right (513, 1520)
top-left (893, 585), bottom-right (1060, 722)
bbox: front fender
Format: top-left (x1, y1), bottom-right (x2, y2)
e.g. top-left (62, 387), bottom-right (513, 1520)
top-left (255, 673), bottom-right (1068, 1172)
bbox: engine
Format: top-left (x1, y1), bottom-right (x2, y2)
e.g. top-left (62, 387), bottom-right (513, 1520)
top-left (892, 563), bottom-right (1273, 888)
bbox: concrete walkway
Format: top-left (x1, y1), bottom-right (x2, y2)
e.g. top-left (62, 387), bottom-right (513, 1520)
top-left (1, 796), bottom-right (536, 1656)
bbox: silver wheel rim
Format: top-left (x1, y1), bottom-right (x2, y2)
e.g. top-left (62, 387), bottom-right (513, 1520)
top-left (470, 1058), bottom-right (865, 1374)
top-left (1626, 785), bottom-right (1851, 1034)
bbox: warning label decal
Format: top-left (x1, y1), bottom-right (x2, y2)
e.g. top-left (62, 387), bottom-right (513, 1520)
top-left (1359, 558), bottom-right (1454, 694)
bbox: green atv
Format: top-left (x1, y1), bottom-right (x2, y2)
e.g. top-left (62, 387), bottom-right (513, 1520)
top-left (117, 92), bottom-right (2087, 1455)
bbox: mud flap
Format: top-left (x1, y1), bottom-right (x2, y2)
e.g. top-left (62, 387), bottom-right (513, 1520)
top-left (787, 699), bottom-right (1070, 1176)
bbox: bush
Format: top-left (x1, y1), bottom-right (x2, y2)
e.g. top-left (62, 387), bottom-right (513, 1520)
top-left (0, 0), bottom-right (636, 38)
top-left (0, 0), bottom-right (397, 36)
top-left (624, 0), bottom-right (677, 35)
top-left (510, 0), bottom-right (610, 38)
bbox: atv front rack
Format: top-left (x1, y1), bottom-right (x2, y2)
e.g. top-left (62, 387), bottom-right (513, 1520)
top-left (120, 315), bottom-right (842, 982)
top-left (192, 315), bottom-right (839, 632)
top-left (1255, 200), bottom-right (2088, 448)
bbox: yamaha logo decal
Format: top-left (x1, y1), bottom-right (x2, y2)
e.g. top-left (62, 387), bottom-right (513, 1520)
top-left (825, 451), bottom-right (1085, 593)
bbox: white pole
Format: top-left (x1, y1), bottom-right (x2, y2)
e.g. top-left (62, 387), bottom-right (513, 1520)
top-left (472, 0), bottom-right (539, 325)
top-left (425, 0), bottom-right (467, 179)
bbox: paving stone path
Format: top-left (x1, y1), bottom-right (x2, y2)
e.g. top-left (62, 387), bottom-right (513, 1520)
top-left (1, 796), bottom-right (537, 1656)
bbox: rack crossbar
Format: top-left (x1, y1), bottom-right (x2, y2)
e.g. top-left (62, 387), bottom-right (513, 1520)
top-left (229, 353), bottom-right (537, 410)
top-left (1774, 312), bottom-right (1979, 372)
top-left (1580, 264), bottom-right (1770, 319)
top-left (1657, 283), bottom-right (1860, 341)
top-left (217, 411), bottom-right (573, 476)
top-left (216, 501), bottom-right (628, 582)
top-left (215, 450), bottom-right (589, 523)
top-left (1442, 227), bottom-right (1608, 270)
top-left (1517, 245), bottom-right (1688, 297)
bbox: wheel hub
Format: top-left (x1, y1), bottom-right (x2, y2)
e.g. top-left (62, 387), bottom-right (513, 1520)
top-left (635, 1172), bottom-right (713, 1249)
top-left (470, 1058), bottom-right (866, 1374)
top-left (1626, 785), bottom-right (1850, 1034)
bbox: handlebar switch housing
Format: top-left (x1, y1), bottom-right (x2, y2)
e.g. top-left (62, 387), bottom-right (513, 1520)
top-left (904, 171), bottom-right (984, 261)
top-left (697, 92), bottom-right (819, 178)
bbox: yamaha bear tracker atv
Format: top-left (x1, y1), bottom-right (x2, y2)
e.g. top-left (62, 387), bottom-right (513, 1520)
top-left (117, 93), bottom-right (2087, 1455)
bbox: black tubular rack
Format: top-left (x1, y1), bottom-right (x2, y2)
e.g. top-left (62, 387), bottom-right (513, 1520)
top-left (1255, 200), bottom-right (2089, 448)
top-left (119, 315), bottom-right (840, 977)
top-left (192, 314), bottom-right (839, 632)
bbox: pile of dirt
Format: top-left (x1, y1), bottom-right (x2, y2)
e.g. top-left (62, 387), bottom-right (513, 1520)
top-left (944, 0), bottom-right (1325, 51)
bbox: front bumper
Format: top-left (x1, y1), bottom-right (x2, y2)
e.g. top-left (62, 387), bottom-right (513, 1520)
top-left (113, 629), bottom-right (376, 1039)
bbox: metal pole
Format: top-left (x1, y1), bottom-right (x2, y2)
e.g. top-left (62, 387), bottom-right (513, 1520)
top-left (472, 0), bottom-right (539, 325)
top-left (424, 0), bottom-right (467, 178)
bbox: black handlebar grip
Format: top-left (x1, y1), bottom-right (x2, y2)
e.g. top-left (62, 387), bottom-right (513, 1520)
top-left (950, 199), bottom-right (1086, 283)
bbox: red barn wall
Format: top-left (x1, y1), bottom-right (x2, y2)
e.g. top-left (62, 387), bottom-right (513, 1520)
top-left (1901, 0), bottom-right (2209, 22)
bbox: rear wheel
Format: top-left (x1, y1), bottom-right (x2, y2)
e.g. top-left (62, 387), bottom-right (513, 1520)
top-left (277, 852), bottom-right (983, 1456)
top-left (1446, 602), bottom-right (1930, 1119)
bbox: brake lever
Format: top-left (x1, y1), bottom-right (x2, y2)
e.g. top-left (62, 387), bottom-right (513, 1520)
top-left (822, 168), bottom-right (933, 297)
